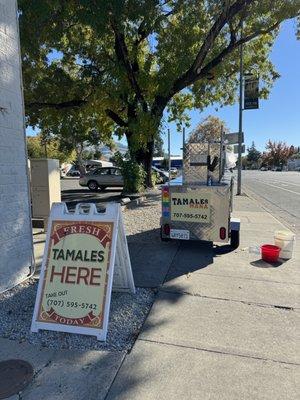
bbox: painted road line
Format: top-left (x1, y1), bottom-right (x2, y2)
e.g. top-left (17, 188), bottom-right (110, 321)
top-left (268, 181), bottom-right (300, 188)
top-left (256, 181), bottom-right (300, 196)
top-left (248, 178), bottom-right (300, 192)
top-left (255, 179), bottom-right (300, 189)
top-left (266, 181), bottom-right (300, 191)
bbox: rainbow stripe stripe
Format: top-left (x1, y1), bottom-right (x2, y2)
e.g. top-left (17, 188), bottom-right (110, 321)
top-left (162, 187), bottom-right (170, 217)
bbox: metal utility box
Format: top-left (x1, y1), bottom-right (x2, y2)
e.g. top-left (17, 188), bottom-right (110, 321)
top-left (30, 159), bottom-right (61, 225)
top-left (161, 135), bottom-right (239, 247)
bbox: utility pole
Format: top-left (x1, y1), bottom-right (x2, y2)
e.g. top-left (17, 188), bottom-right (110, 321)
top-left (168, 128), bottom-right (171, 186)
top-left (237, 23), bottom-right (243, 196)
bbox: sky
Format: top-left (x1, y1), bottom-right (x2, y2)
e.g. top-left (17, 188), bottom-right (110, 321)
top-left (27, 19), bottom-right (300, 155)
top-left (164, 19), bottom-right (300, 155)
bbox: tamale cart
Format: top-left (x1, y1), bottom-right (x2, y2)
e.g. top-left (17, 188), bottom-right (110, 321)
top-left (160, 136), bottom-right (240, 248)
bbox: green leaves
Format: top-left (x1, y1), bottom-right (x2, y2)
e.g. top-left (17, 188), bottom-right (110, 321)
top-left (19, 0), bottom-right (300, 157)
top-left (114, 151), bottom-right (146, 193)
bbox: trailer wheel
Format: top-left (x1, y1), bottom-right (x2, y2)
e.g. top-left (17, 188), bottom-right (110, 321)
top-left (160, 226), bottom-right (170, 242)
top-left (230, 230), bottom-right (240, 249)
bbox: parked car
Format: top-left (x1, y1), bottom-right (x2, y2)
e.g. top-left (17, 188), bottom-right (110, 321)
top-left (79, 167), bottom-right (123, 191)
top-left (272, 167), bottom-right (282, 172)
top-left (260, 167), bottom-right (267, 171)
top-left (152, 166), bottom-right (169, 183)
top-left (67, 169), bottom-right (80, 177)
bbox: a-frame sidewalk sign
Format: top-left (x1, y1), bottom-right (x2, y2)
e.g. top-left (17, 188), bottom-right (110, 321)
top-left (31, 202), bottom-right (135, 341)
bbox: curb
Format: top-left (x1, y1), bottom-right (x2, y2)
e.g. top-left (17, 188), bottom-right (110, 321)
top-left (121, 196), bottom-right (146, 210)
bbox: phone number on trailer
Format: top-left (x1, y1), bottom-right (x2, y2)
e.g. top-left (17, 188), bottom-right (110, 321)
top-left (172, 212), bottom-right (208, 220)
top-left (46, 299), bottom-right (97, 310)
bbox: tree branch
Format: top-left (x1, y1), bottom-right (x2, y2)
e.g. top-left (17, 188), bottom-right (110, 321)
top-left (168, 0), bottom-right (254, 96)
top-left (105, 109), bottom-right (128, 127)
top-left (198, 20), bottom-right (281, 79)
top-left (135, 0), bottom-right (182, 46)
top-left (229, 20), bottom-right (236, 44)
top-left (190, 0), bottom-right (254, 75)
top-left (26, 99), bottom-right (87, 110)
top-left (151, 16), bottom-right (281, 118)
top-left (111, 19), bottom-right (148, 112)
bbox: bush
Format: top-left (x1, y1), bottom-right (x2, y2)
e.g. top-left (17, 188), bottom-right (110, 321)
top-left (151, 170), bottom-right (161, 185)
top-left (114, 151), bottom-right (146, 193)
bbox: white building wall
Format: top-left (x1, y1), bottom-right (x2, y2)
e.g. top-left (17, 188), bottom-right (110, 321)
top-left (0, 0), bottom-right (33, 292)
top-left (287, 158), bottom-right (300, 171)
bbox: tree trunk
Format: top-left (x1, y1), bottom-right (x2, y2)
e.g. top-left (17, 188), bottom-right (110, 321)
top-left (125, 131), bottom-right (155, 188)
top-left (76, 145), bottom-right (86, 175)
top-left (136, 140), bottom-right (154, 188)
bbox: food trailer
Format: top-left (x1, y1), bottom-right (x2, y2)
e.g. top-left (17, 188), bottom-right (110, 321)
top-left (160, 134), bottom-right (240, 248)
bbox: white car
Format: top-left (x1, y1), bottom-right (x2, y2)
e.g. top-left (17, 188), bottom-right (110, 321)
top-left (79, 167), bottom-right (123, 191)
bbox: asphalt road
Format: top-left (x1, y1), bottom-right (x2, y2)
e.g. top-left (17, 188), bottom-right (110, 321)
top-left (60, 171), bottom-right (300, 233)
top-left (60, 178), bottom-right (123, 210)
top-left (242, 170), bottom-right (300, 233)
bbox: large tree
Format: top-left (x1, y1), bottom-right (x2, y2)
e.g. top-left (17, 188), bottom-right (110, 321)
top-left (188, 115), bottom-right (229, 142)
top-left (19, 0), bottom-right (300, 185)
top-left (262, 140), bottom-right (296, 167)
top-left (246, 141), bottom-right (261, 167)
top-left (27, 134), bottom-right (76, 164)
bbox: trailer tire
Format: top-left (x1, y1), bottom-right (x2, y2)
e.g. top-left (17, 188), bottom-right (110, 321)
top-left (160, 226), bottom-right (170, 242)
top-left (230, 230), bottom-right (240, 249)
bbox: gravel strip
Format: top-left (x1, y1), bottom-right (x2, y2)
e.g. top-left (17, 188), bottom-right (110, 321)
top-left (0, 191), bottom-right (161, 351)
top-left (123, 189), bottom-right (161, 243)
top-left (0, 279), bottom-right (155, 352)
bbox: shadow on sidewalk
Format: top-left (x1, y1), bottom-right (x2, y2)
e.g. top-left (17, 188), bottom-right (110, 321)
top-left (127, 228), bottom-right (237, 286)
top-left (61, 189), bottom-right (122, 211)
top-left (250, 259), bottom-right (286, 269)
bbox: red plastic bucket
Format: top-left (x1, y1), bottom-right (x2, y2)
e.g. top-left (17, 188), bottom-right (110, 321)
top-left (261, 244), bottom-right (280, 263)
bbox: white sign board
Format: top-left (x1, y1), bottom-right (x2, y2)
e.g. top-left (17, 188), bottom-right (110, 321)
top-left (31, 202), bottom-right (135, 341)
top-left (190, 154), bottom-right (208, 166)
top-left (224, 132), bottom-right (244, 145)
top-left (234, 144), bottom-right (246, 154)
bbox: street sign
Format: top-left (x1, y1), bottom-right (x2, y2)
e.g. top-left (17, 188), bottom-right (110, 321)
top-left (234, 144), bottom-right (245, 154)
top-left (31, 202), bottom-right (135, 341)
top-left (224, 132), bottom-right (244, 145)
top-left (190, 154), bottom-right (207, 166)
top-left (244, 74), bottom-right (259, 109)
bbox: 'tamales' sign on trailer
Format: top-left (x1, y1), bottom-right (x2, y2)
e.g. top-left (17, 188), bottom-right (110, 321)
top-left (170, 191), bottom-right (211, 223)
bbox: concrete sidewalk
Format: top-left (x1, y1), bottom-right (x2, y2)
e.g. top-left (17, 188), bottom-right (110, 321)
top-left (106, 194), bottom-right (300, 400)
top-left (1, 194), bottom-right (299, 399)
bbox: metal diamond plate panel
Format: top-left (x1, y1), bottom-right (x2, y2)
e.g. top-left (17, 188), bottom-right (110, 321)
top-left (183, 142), bottom-right (221, 185)
top-left (162, 185), bottom-right (231, 242)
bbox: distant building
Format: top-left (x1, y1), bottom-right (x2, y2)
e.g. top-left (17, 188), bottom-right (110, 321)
top-left (153, 156), bottom-right (183, 169)
top-left (287, 158), bottom-right (300, 171)
top-left (100, 142), bottom-right (128, 159)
